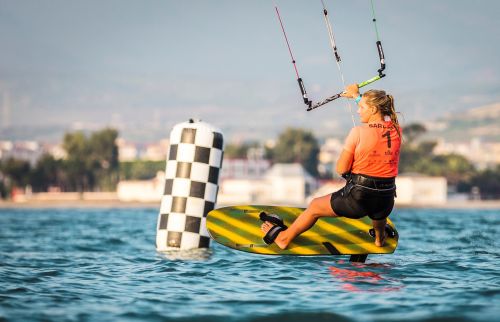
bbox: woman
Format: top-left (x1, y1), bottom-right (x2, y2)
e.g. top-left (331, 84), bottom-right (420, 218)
top-left (261, 83), bottom-right (402, 248)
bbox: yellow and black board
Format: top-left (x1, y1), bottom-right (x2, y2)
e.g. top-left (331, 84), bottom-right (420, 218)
top-left (207, 205), bottom-right (398, 260)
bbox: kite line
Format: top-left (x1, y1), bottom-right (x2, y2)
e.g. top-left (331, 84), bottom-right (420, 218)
top-left (275, 0), bottom-right (386, 116)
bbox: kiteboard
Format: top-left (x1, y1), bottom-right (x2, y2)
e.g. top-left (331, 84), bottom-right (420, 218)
top-left (206, 205), bottom-right (398, 262)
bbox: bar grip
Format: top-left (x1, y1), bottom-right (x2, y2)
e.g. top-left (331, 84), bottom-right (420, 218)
top-left (307, 93), bottom-right (342, 111)
top-left (297, 78), bottom-right (311, 107)
top-left (307, 73), bottom-right (385, 112)
top-left (376, 41), bottom-right (386, 76)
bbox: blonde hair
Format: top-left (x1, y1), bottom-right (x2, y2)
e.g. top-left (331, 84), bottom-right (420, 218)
top-left (363, 89), bottom-right (401, 137)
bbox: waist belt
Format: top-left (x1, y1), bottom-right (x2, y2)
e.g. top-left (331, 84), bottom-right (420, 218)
top-left (349, 173), bottom-right (396, 190)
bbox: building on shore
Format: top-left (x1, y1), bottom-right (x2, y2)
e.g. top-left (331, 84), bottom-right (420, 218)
top-left (0, 140), bottom-right (43, 165)
top-left (218, 163), bottom-right (317, 206)
top-left (10, 166), bottom-right (446, 207)
top-left (116, 138), bottom-right (170, 162)
top-left (433, 138), bottom-right (500, 170)
top-left (116, 171), bottom-right (164, 202)
top-left (317, 138), bottom-right (343, 177)
top-left (307, 174), bottom-right (447, 206)
top-left (113, 162), bottom-right (318, 206)
top-left (220, 158), bottom-right (271, 180)
top-left (395, 174), bottom-right (447, 205)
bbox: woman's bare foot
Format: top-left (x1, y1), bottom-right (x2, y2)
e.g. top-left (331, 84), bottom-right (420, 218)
top-left (372, 219), bottom-right (388, 247)
top-left (261, 221), bottom-right (288, 249)
top-left (374, 232), bottom-right (386, 247)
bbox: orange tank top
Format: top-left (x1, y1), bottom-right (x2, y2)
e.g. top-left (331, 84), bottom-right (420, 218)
top-left (343, 121), bottom-right (402, 178)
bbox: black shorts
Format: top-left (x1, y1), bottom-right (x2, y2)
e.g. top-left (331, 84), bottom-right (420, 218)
top-left (330, 174), bottom-right (396, 220)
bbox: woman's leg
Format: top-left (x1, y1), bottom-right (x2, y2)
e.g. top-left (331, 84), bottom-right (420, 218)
top-left (371, 218), bottom-right (387, 247)
top-left (261, 194), bottom-right (338, 249)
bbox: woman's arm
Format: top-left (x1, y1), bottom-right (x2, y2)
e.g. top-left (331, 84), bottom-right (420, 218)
top-left (336, 149), bottom-right (354, 175)
top-left (337, 121), bottom-right (358, 176)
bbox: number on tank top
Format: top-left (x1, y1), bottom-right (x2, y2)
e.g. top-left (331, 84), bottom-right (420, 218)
top-left (383, 131), bottom-right (391, 149)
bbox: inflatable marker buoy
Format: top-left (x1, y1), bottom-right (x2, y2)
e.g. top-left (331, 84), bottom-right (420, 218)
top-left (156, 119), bottom-right (224, 251)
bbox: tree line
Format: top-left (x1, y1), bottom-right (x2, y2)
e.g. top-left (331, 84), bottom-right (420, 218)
top-left (225, 124), bottom-right (500, 199)
top-left (398, 124), bottom-right (500, 199)
top-left (1, 124), bottom-right (499, 199)
top-left (0, 128), bottom-right (119, 197)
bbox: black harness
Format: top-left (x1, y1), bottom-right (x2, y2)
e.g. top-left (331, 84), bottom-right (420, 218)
top-left (342, 173), bottom-right (396, 197)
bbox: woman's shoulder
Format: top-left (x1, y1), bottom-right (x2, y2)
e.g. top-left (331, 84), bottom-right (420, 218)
top-left (347, 126), bottom-right (362, 136)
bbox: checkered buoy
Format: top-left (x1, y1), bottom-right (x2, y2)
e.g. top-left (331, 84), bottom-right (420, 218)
top-left (156, 119), bottom-right (224, 251)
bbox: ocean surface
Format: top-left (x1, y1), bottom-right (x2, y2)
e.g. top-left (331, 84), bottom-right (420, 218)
top-left (0, 207), bottom-right (499, 322)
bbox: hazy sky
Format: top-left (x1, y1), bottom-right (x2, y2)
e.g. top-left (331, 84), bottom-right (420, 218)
top-left (0, 0), bottom-right (499, 141)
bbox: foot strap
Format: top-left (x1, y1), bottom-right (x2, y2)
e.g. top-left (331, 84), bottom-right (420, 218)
top-left (259, 212), bottom-right (287, 229)
top-left (260, 211), bottom-right (288, 245)
top-left (369, 224), bottom-right (396, 239)
top-left (263, 225), bottom-right (286, 245)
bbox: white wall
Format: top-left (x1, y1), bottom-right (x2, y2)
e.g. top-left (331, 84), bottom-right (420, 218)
top-left (217, 179), bottom-right (266, 204)
top-left (268, 176), bottom-right (305, 205)
top-left (217, 163), bottom-right (316, 206)
top-left (116, 172), bottom-right (164, 202)
top-left (395, 176), bottom-right (447, 205)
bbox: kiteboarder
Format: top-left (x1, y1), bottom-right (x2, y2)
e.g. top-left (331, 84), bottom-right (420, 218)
top-left (261, 84), bottom-right (401, 248)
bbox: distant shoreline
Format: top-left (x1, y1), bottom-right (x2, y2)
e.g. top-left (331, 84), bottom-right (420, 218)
top-left (0, 200), bottom-right (159, 209)
top-left (1, 200), bottom-right (499, 210)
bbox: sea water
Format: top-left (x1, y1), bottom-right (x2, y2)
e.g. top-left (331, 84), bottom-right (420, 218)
top-left (0, 207), bottom-right (499, 322)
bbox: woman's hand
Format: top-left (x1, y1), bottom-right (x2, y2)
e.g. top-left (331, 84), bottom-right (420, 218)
top-left (340, 84), bottom-right (360, 99)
